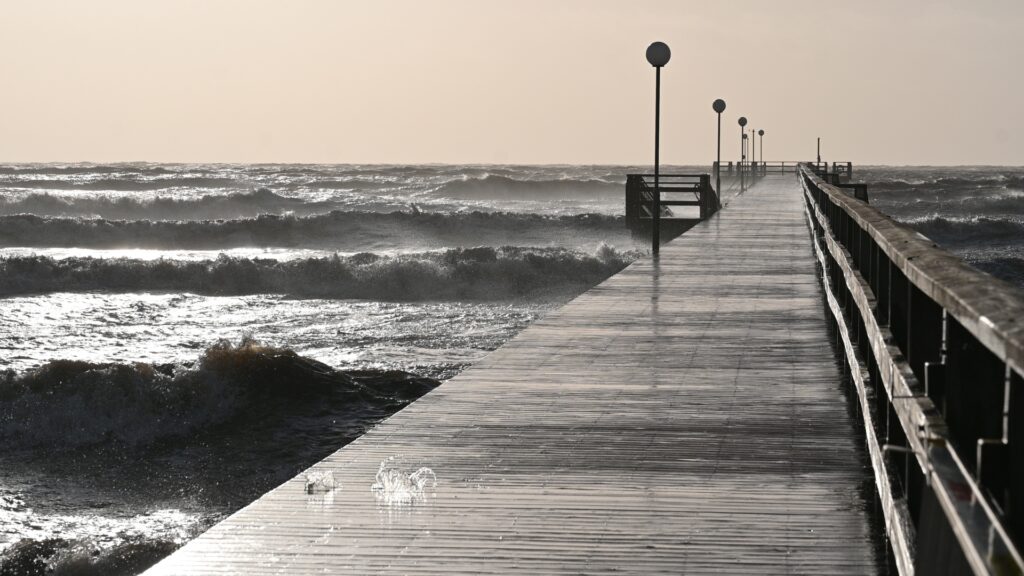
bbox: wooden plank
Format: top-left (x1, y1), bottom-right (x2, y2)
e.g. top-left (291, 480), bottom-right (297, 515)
top-left (145, 176), bottom-right (878, 575)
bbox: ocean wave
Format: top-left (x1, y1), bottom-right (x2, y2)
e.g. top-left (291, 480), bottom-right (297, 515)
top-left (874, 190), bottom-right (1024, 208)
top-left (0, 245), bottom-right (635, 300)
top-left (0, 535), bottom-right (179, 576)
top-left (0, 210), bottom-right (627, 250)
top-left (0, 164), bottom-right (174, 176)
top-left (431, 174), bottom-right (621, 200)
top-left (900, 214), bottom-right (1024, 244)
top-left (0, 338), bottom-right (439, 451)
top-left (870, 193), bottom-right (1024, 222)
top-left (966, 256), bottom-right (1024, 287)
top-left (300, 178), bottom-right (398, 190)
top-left (0, 188), bottom-right (341, 220)
top-left (0, 338), bottom-right (440, 574)
top-left (866, 174), bottom-right (1024, 193)
top-left (0, 176), bottom-right (241, 192)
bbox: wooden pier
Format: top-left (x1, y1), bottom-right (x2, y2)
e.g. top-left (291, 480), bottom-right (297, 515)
top-left (146, 174), bottom-right (881, 574)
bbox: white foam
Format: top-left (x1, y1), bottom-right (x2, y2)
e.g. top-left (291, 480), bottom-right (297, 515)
top-left (370, 456), bottom-right (436, 506)
top-left (304, 470), bottom-right (338, 494)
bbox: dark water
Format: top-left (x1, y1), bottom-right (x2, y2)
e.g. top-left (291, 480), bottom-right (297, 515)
top-left (857, 166), bottom-right (1024, 288)
top-left (0, 339), bottom-right (438, 575)
top-left (0, 163), bottom-right (647, 575)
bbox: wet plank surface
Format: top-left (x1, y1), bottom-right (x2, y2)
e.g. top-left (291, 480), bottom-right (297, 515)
top-left (146, 176), bottom-right (878, 575)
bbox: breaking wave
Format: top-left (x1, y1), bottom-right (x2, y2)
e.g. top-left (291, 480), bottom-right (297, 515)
top-left (865, 174), bottom-right (1024, 193)
top-left (0, 188), bottom-right (342, 220)
top-left (0, 164), bottom-right (174, 176)
top-left (968, 257), bottom-right (1024, 287)
top-left (1, 176), bottom-right (241, 192)
top-left (0, 338), bottom-right (438, 451)
top-left (874, 193), bottom-right (1024, 218)
top-left (301, 178), bottom-right (397, 190)
top-left (0, 210), bottom-right (627, 250)
top-left (900, 214), bottom-right (1024, 244)
top-left (0, 245), bottom-right (635, 300)
top-left (0, 535), bottom-right (180, 576)
top-left (0, 339), bottom-right (439, 575)
top-left (868, 174), bottom-right (1024, 220)
top-left (431, 175), bottom-right (621, 200)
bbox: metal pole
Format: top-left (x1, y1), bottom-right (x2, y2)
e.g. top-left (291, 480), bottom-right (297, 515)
top-left (740, 128), bottom-right (745, 188)
top-left (653, 66), bottom-right (661, 257)
top-left (741, 127), bottom-right (745, 168)
top-left (645, 41), bottom-right (669, 256)
top-left (715, 112), bottom-right (721, 197)
top-left (737, 116), bottom-right (747, 188)
top-left (744, 132), bottom-right (748, 172)
top-left (751, 129), bottom-right (756, 173)
top-left (817, 137), bottom-right (821, 165)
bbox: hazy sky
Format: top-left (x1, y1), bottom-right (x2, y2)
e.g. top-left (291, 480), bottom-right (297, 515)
top-left (1, 0), bottom-right (1021, 165)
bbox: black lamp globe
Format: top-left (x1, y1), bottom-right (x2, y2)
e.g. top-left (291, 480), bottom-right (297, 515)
top-left (646, 42), bottom-right (671, 67)
top-left (713, 99), bottom-right (726, 113)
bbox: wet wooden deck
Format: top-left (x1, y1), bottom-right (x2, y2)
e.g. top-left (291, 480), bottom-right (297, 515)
top-left (146, 175), bottom-right (878, 575)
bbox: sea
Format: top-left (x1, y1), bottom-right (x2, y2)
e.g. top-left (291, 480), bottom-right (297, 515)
top-left (0, 163), bottom-right (1021, 575)
top-left (858, 166), bottom-right (1024, 287)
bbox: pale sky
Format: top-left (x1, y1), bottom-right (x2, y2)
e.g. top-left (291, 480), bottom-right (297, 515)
top-left (1, 0), bottom-right (1021, 165)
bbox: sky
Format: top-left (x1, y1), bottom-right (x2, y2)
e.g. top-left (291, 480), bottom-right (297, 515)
top-left (0, 0), bottom-right (1021, 165)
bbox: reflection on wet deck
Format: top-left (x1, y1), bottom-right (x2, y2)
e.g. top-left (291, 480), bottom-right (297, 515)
top-left (146, 176), bottom-right (877, 574)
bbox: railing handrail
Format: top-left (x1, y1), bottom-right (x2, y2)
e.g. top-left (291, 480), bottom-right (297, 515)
top-left (625, 173), bottom-right (720, 224)
top-left (799, 162), bottom-right (1024, 573)
top-left (719, 161), bottom-right (805, 174)
top-left (632, 174), bottom-right (706, 190)
top-left (800, 163), bottom-right (1024, 375)
top-left (633, 173), bottom-right (707, 179)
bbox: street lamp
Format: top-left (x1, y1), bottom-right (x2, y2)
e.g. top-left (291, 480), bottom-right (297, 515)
top-left (646, 41), bottom-right (670, 257)
top-left (750, 128), bottom-right (756, 174)
top-left (712, 99), bottom-right (726, 198)
top-left (758, 129), bottom-right (765, 172)
top-left (738, 117), bottom-right (748, 173)
top-left (741, 133), bottom-right (748, 189)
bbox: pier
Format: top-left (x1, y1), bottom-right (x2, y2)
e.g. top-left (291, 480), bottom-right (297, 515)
top-left (146, 167), bottom-right (1023, 575)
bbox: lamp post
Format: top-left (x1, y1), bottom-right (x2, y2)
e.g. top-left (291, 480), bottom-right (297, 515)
top-left (741, 133), bottom-right (747, 189)
top-left (750, 128), bottom-right (756, 174)
top-left (738, 117), bottom-right (748, 173)
top-left (712, 99), bottom-right (726, 197)
top-left (758, 129), bottom-right (764, 172)
top-left (646, 41), bottom-right (670, 257)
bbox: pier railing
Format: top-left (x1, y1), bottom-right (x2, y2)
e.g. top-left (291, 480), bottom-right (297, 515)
top-left (624, 174), bottom-right (720, 236)
top-left (713, 160), bottom-right (802, 175)
top-left (757, 161), bottom-right (801, 174)
top-left (832, 161), bottom-right (854, 178)
top-left (714, 161), bottom-right (853, 176)
top-left (799, 163), bottom-right (1024, 575)
top-left (807, 161), bottom-right (855, 179)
